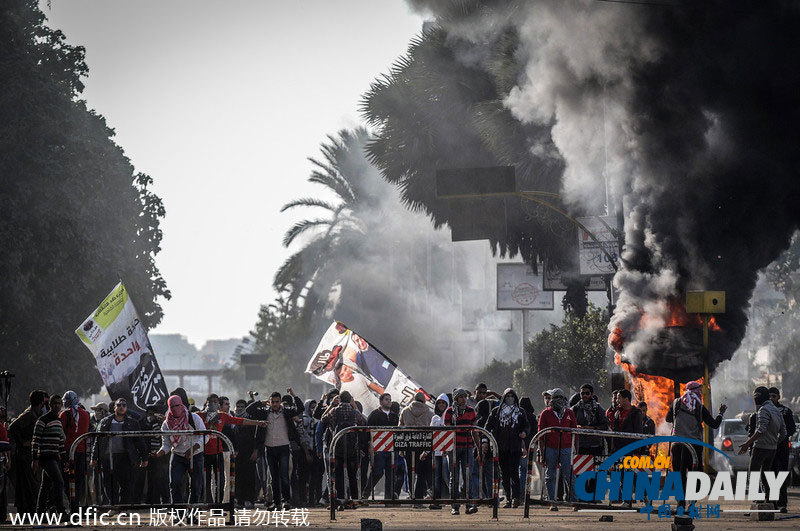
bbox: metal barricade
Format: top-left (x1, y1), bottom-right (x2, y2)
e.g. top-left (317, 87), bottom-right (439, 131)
top-left (523, 426), bottom-right (699, 517)
top-left (69, 429), bottom-right (235, 524)
top-left (326, 426), bottom-right (500, 521)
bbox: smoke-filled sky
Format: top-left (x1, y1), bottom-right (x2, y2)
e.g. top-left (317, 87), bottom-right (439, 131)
top-left (41, 0), bottom-right (426, 346)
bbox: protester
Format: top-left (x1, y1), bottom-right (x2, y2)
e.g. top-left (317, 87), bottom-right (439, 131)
top-left (518, 397), bottom-right (536, 502)
top-left (59, 391), bottom-right (90, 505)
top-left (154, 395), bottom-right (206, 504)
top-left (638, 401), bottom-right (656, 436)
top-left (541, 390), bottom-right (551, 410)
top-left (320, 390), bottom-right (364, 509)
top-left (443, 388), bottom-right (479, 515)
top-left (87, 402), bottom-right (109, 504)
top-left (766, 387), bottom-right (796, 512)
top-left (467, 383), bottom-right (500, 409)
top-left (610, 389), bottom-right (644, 451)
top-left (474, 399), bottom-right (493, 501)
top-left (198, 393), bottom-right (264, 503)
top-left (32, 393), bottom-right (65, 513)
top-left (428, 393), bottom-right (450, 510)
top-left (666, 381), bottom-right (726, 507)
top-left (738, 386), bottom-right (786, 505)
top-left (399, 391), bottom-right (434, 507)
top-left (537, 388), bottom-right (576, 509)
top-left (8, 390), bottom-right (48, 514)
top-left (302, 398), bottom-right (323, 506)
top-left (573, 384), bottom-right (608, 455)
top-left (485, 388), bottom-right (529, 508)
top-left (141, 406), bottom-right (169, 504)
top-left (363, 393), bottom-right (398, 500)
top-left (246, 389), bottom-right (303, 510)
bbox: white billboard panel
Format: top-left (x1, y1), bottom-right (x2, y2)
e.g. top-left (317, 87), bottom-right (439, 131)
top-left (497, 263), bottom-right (554, 310)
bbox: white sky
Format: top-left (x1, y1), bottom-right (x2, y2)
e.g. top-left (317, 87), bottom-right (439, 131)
top-left (42, 0), bottom-right (426, 347)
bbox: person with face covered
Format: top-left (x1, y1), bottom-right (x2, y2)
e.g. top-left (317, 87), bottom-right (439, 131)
top-left (198, 393), bottom-right (265, 503)
top-left (58, 391), bottom-right (90, 505)
top-left (537, 388), bottom-right (576, 508)
top-left (666, 380), bottom-right (726, 501)
top-left (486, 388), bottom-right (530, 508)
top-left (738, 386), bottom-right (786, 505)
top-left (154, 395), bottom-right (206, 503)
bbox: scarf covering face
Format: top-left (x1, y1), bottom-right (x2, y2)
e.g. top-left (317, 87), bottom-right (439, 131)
top-left (576, 397), bottom-right (599, 426)
top-left (499, 396), bottom-right (520, 428)
top-left (205, 400), bottom-right (220, 428)
top-left (549, 388), bottom-right (568, 415)
top-left (63, 391), bottom-right (80, 433)
top-left (166, 395), bottom-right (190, 446)
top-left (681, 381), bottom-right (703, 411)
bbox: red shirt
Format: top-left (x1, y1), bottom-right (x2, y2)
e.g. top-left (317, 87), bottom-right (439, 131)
top-left (59, 408), bottom-right (90, 454)
top-left (197, 412), bottom-right (243, 454)
top-left (443, 406), bottom-right (477, 448)
top-left (538, 407), bottom-right (577, 448)
top-left (614, 407), bottom-right (632, 429)
top-left (0, 424), bottom-right (8, 443)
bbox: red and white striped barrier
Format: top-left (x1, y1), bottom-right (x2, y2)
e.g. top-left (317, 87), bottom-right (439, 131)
top-left (371, 430), bottom-right (394, 452)
top-left (432, 430), bottom-right (455, 453)
top-left (572, 454), bottom-right (595, 475)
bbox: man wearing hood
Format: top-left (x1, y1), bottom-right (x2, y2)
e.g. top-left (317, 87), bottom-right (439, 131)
top-left (59, 390), bottom-right (89, 505)
top-left (428, 393), bottom-right (450, 509)
top-left (443, 388), bottom-right (479, 515)
top-left (537, 388), bottom-right (577, 508)
top-left (739, 386), bottom-right (786, 505)
top-left (399, 392), bottom-right (434, 506)
top-left (486, 388), bottom-right (529, 508)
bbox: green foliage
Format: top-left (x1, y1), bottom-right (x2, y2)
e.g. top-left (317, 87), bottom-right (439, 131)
top-left (0, 1), bottom-right (168, 411)
top-left (514, 304), bottom-right (609, 397)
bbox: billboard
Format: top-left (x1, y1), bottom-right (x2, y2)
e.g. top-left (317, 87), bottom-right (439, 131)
top-left (543, 261), bottom-right (607, 291)
top-left (496, 263), bottom-right (554, 310)
top-left (577, 215), bottom-right (620, 275)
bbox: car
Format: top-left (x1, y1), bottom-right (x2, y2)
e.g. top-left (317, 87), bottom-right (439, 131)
top-left (711, 418), bottom-right (751, 474)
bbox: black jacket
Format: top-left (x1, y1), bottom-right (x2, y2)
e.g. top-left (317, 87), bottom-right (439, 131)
top-left (611, 406), bottom-right (644, 453)
top-left (245, 396), bottom-right (303, 446)
top-left (485, 390), bottom-right (531, 452)
top-left (92, 414), bottom-right (149, 464)
top-left (573, 399), bottom-right (608, 450)
top-left (366, 408), bottom-right (399, 427)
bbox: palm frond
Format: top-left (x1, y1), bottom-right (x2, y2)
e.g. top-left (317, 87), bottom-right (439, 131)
top-left (282, 218), bottom-right (331, 248)
top-left (280, 197), bottom-right (337, 213)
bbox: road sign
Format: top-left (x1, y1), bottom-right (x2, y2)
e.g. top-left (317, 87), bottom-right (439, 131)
top-left (372, 430), bottom-right (394, 452)
top-left (577, 215), bottom-right (619, 275)
top-left (543, 261), bottom-right (607, 291)
top-left (496, 263), bottom-right (554, 310)
top-left (393, 430), bottom-right (433, 451)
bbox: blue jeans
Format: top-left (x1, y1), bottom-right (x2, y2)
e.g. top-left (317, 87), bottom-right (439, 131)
top-left (544, 447), bottom-right (573, 502)
top-left (170, 452), bottom-right (204, 504)
top-left (364, 451), bottom-right (392, 498)
top-left (451, 447), bottom-right (478, 509)
top-left (266, 445), bottom-right (291, 504)
top-left (433, 455), bottom-right (450, 500)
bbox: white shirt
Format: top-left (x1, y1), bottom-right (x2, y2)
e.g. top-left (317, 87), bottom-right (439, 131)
top-left (159, 413), bottom-right (206, 456)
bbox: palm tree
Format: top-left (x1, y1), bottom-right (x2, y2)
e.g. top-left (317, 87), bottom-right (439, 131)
top-left (274, 128), bottom-right (373, 321)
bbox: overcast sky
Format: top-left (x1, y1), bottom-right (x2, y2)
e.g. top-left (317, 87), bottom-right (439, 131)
top-left (43, 0), bottom-right (426, 347)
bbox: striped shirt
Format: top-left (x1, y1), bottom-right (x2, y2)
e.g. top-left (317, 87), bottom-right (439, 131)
top-left (32, 412), bottom-right (66, 460)
top-left (443, 406), bottom-right (477, 448)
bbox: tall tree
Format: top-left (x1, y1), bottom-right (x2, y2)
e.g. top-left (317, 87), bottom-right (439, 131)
top-left (0, 0), bottom-right (169, 411)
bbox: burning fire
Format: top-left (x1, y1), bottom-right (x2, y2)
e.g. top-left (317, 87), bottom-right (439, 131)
top-left (610, 299), bottom-right (716, 433)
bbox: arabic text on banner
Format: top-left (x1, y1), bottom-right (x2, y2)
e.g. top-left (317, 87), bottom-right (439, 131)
top-left (75, 282), bottom-right (169, 415)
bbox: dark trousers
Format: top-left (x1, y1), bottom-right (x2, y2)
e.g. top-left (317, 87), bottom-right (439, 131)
top-left (671, 443), bottom-right (702, 498)
top-left (65, 453), bottom-right (87, 506)
top-left (749, 447), bottom-right (776, 503)
top-left (266, 445), bottom-right (290, 504)
top-left (101, 453), bottom-right (133, 505)
top-left (364, 451), bottom-right (392, 499)
top-left (13, 451), bottom-right (38, 513)
top-left (408, 451), bottom-right (431, 500)
top-left (291, 448), bottom-right (309, 504)
top-left (169, 452), bottom-right (204, 504)
top-left (772, 443), bottom-right (790, 509)
top-left (308, 454), bottom-right (324, 505)
top-left (235, 450), bottom-right (257, 503)
top-left (204, 453), bottom-right (225, 503)
top-left (147, 454), bottom-right (170, 504)
top-left (36, 457), bottom-right (64, 512)
top-left (499, 450), bottom-right (522, 502)
top-left (433, 455), bottom-right (450, 500)
top-left (334, 452), bottom-right (358, 502)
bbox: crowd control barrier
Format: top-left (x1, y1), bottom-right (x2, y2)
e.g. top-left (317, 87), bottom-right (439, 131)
top-left (69, 429), bottom-right (235, 525)
top-left (523, 426), bottom-right (699, 517)
top-left (326, 426), bottom-right (500, 521)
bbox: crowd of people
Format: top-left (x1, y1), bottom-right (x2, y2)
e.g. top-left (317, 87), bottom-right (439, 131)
top-left (0, 381), bottom-right (795, 517)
